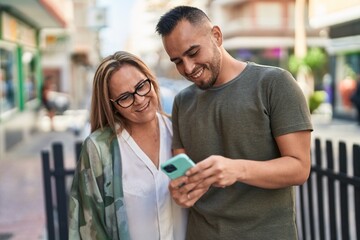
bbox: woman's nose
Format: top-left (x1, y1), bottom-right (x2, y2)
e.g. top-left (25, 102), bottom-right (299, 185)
top-left (133, 93), bottom-right (145, 105)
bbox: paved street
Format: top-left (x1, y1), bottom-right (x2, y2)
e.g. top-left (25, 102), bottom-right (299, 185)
top-left (311, 114), bottom-right (360, 146)
top-left (0, 113), bottom-right (359, 240)
top-left (0, 111), bottom-right (89, 240)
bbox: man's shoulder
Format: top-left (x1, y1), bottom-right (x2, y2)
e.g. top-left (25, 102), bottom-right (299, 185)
top-left (176, 84), bottom-right (198, 98)
top-left (246, 62), bottom-right (294, 84)
top-left (248, 62), bottom-right (287, 74)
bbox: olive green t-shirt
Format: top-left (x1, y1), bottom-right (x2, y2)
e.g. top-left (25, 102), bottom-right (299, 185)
top-left (172, 62), bottom-right (313, 240)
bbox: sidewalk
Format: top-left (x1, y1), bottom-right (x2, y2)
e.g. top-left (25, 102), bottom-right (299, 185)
top-left (0, 111), bottom-right (89, 240)
top-left (0, 113), bottom-right (358, 240)
top-left (311, 114), bottom-right (360, 145)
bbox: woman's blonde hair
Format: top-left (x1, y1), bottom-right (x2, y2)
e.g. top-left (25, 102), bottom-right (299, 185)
top-left (90, 51), bottom-right (164, 134)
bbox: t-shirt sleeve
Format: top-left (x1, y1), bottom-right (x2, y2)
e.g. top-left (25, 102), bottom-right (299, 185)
top-left (171, 95), bottom-right (184, 150)
top-left (268, 70), bottom-right (313, 137)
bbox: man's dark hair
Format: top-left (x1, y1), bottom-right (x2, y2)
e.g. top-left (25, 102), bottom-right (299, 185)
top-left (156, 6), bottom-right (210, 36)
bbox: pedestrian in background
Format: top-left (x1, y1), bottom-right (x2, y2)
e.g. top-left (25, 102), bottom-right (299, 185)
top-left (350, 75), bottom-right (360, 125)
top-left (156, 6), bottom-right (313, 240)
top-left (68, 51), bottom-right (187, 240)
top-left (41, 77), bottom-right (57, 130)
top-left (41, 76), bottom-right (70, 130)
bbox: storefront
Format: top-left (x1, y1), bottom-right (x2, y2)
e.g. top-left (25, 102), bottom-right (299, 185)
top-left (0, 2), bottom-right (66, 153)
top-left (0, 40), bottom-right (17, 114)
top-left (328, 20), bottom-right (360, 119)
top-left (309, 0), bottom-right (360, 120)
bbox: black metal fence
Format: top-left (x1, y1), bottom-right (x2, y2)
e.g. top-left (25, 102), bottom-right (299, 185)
top-left (41, 138), bottom-right (360, 240)
top-left (41, 142), bottom-right (82, 240)
top-left (297, 138), bottom-right (360, 240)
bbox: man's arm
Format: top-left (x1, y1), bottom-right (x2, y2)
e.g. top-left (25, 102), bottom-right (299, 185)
top-left (169, 130), bottom-right (311, 207)
top-left (187, 130), bottom-right (311, 189)
top-left (172, 148), bottom-right (186, 155)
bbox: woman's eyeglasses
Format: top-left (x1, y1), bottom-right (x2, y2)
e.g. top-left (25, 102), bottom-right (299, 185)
top-left (110, 79), bottom-right (152, 108)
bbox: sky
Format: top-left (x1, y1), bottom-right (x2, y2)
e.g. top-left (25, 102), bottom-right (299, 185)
top-left (97, 0), bottom-right (138, 57)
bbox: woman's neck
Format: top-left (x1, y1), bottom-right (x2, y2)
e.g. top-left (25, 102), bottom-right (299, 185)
top-left (127, 115), bottom-right (158, 136)
top-left (127, 115), bottom-right (160, 167)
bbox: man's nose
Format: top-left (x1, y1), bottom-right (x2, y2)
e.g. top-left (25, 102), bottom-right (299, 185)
top-left (183, 59), bottom-right (194, 75)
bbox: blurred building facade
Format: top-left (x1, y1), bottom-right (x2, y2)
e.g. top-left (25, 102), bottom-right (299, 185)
top-left (126, 0), bottom-right (210, 79)
top-left (0, 0), bottom-right (67, 153)
top-left (127, 0), bottom-right (360, 122)
top-left (0, 0), bottom-right (103, 154)
top-left (211, 0), bottom-right (325, 68)
top-left (309, 0), bottom-right (360, 120)
top-left (126, 0), bottom-right (326, 79)
top-left (40, 0), bottom-right (105, 110)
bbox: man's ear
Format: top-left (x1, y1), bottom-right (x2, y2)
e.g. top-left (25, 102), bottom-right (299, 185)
top-left (212, 26), bottom-right (223, 46)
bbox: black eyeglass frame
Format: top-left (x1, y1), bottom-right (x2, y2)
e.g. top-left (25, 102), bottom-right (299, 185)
top-left (110, 79), bottom-right (152, 108)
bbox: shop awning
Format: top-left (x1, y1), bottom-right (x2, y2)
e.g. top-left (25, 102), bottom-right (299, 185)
top-left (0, 0), bottom-right (66, 28)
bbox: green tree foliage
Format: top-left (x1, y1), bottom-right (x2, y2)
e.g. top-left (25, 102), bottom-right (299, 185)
top-left (309, 90), bottom-right (327, 113)
top-left (288, 47), bottom-right (328, 113)
top-left (288, 47), bottom-right (327, 76)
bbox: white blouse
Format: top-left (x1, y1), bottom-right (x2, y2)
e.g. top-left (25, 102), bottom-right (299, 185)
top-left (117, 114), bottom-right (187, 240)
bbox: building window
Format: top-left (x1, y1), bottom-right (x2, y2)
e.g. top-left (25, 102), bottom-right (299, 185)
top-left (256, 2), bottom-right (282, 29)
top-left (0, 47), bottom-right (16, 114)
top-left (22, 50), bottom-right (36, 102)
top-left (287, 2), bottom-right (295, 28)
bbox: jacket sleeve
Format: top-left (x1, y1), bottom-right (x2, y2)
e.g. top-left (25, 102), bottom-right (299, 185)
top-left (68, 137), bottom-right (112, 240)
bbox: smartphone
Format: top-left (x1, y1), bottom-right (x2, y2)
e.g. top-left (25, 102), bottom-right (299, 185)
top-left (161, 153), bottom-right (195, 179)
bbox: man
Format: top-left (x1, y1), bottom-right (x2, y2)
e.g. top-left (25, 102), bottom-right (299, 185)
top-left (156, 6), bottom-right (313, 240)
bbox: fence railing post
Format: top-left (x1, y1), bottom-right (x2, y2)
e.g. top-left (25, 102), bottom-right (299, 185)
top-left (41, 150), bottom-right (55, 240)
top-left (75, 142), bottom-right (82, 162)
top-left (42, 141), bottom-right (83, 240)
top-left (53, 142), bottom-right (69, 240)
top-left (339, 141), bottom-right (349, 240)
top-left (353, 144), bottom-right (360, 240)
top-left (297, 138), bottom-right (360, 240)
top-left (315, 138), bottom-right (325, 240)
top-left (325, 140), bottom-right (337, 240)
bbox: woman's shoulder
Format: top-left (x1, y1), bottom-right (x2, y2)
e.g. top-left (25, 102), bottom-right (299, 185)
top-left (81, 127), bottom-right (117, 169)
top-left (89, 127), bottom-right (113, 139)
top-left (84, 127), bottom-right (115, 148)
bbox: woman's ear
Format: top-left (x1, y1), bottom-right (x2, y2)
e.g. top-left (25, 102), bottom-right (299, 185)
top-left (212, 26), bottom-right (223, 46)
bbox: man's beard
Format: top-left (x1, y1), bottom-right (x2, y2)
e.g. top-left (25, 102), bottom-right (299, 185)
top-left (197, 73), bottom-right (217, 90)
top-left (197, 50), bottom-right (221, 90)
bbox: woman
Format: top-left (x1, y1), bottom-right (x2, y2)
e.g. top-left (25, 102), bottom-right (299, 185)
top-left (68, 51), bottom-right (187, 240)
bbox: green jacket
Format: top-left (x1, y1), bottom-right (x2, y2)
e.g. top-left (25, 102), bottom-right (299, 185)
top-left (68, 127), bottom-right (130, 239)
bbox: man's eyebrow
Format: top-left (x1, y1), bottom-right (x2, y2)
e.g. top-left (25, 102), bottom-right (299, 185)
top-left (170, 45), bottom-right (200, 62)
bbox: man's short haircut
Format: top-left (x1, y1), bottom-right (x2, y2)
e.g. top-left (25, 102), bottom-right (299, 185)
top-left (156, 5), bottom-right (210, 36)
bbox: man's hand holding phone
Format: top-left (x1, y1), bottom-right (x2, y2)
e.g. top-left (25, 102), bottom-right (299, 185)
top-left (161, 153), bottom-right (209, 207)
